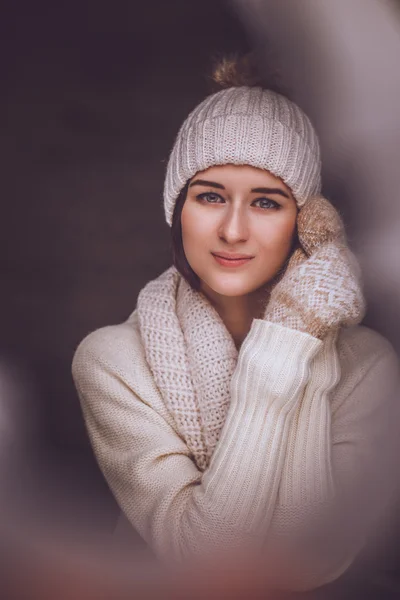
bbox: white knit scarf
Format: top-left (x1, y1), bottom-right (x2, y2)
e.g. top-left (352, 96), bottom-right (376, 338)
top-left (136, 265), bottom-right (333, 472)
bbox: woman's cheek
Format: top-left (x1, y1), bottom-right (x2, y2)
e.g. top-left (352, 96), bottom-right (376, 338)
top-left (182, 223), bottom-right (210, 260)
top-left (182, 204), bottom-right (214, 240)
top-left (258, 218), bottom-right (295, 255)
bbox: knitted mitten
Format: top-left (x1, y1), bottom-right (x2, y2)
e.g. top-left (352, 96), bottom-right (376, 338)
top-left (263, 196), bottom-right (366, 340)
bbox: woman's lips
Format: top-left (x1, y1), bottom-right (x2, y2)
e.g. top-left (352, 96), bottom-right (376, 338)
top-left (212, 254), bottom-right (254, 268)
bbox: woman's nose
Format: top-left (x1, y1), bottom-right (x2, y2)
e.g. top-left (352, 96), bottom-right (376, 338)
top-left (218, 207), bottom-right (249, 244)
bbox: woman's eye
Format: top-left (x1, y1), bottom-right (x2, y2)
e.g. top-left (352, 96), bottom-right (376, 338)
top-left (253, 197), bottom-right (280, 210)
top-left (197, 192), bottom-right (224, 203)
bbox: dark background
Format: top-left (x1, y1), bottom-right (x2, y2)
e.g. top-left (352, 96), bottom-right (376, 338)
top-left (2, 4), bottom-right (400, 585)
top-left (1, 0), bottom-right (252, 531)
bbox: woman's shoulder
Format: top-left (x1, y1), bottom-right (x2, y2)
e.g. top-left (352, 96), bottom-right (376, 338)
top-left (336, 323), bottom-right (398, 372)
top-left (72, 310), bottom-right (143, 370)
top-left (71, 309), bottom-right (157, 402)
top-left (333, 323), bottom-right (399, 411)
top-left (71, 309), bottom-right (178, 431)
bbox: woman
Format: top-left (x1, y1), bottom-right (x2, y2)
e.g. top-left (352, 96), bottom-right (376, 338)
top-left (71, 59), bottom-right (400, 592)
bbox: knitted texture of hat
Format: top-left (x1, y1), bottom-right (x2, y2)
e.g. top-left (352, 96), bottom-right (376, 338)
top-left (163, 86), bottom-right (321, 226)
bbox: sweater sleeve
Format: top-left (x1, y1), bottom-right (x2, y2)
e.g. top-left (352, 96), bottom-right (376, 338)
top-left (72, 318), bottom-right (322, 557)
top-left (71, 317), bottom-right (400, 589)
top-left (268, 325), bottom-right (400, 589)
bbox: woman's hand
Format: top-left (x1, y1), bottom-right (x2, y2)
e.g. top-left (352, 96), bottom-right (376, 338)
top-left (264, 195), bottom-right (366, 340)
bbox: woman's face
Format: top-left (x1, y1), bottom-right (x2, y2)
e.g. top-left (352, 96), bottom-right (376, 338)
top-left (181, 164), bottom-right (298, 298)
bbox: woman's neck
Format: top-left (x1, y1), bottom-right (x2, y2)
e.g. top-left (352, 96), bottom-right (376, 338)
top-left (200, 283), bottom-right (270, 350)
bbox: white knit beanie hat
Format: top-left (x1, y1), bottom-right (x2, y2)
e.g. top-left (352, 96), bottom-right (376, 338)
top-left (164, 86), bottom-right (321, 226)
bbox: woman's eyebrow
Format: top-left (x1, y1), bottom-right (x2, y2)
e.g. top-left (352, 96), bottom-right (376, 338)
top-left (251, 187), bottom-right (290, 199)
top-left (188, 180), bottom-right (290, 199)
top-left (189, 179), bottom-right (225, 190)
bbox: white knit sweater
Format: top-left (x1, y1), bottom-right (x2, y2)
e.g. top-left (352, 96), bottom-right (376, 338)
top-left (72, 310), bottom-right (400, 588)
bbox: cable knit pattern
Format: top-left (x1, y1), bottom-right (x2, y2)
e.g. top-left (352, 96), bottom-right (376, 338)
top-left (136, 267), bottom-right (208, 471)
top-left (163, 86), bottom-right (321, 225)
top-left (176, 277), bottom-right (238, 464)
top-left (137, 267), bottom-right (239, 471)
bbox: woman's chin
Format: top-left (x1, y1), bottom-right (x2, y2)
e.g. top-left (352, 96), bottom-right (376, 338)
top-left (201, 276), bottom-right (259, 299)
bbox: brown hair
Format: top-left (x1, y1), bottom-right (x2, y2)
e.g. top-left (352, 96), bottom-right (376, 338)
top-left (170, 181), bottom-right (201, 291)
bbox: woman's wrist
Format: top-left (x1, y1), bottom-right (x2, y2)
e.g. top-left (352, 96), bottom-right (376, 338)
top-left (263, 312), bottom-right (332, 341)
top-left (237, 319), bottom-right (323, 391)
